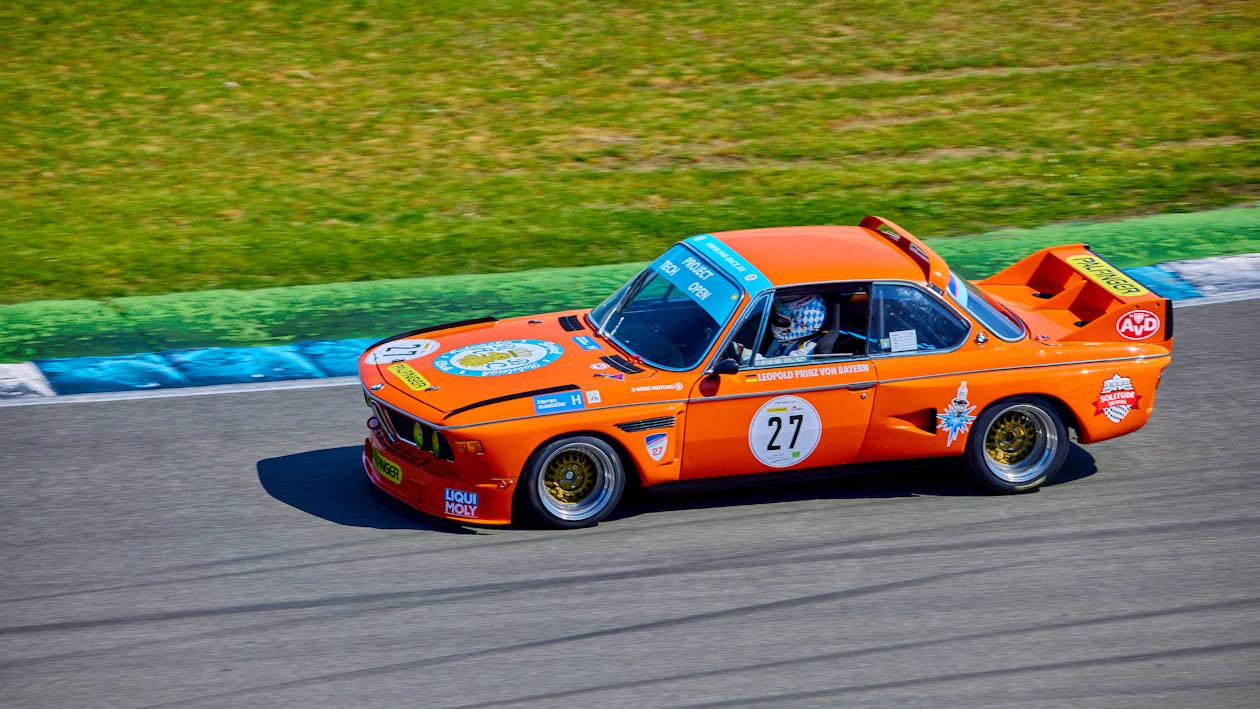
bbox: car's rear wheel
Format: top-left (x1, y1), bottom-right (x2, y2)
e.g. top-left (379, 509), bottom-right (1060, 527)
top-left (522, 436), bottom-right (625, 528)
top-left (965, 396), bottom-right (1068, 493)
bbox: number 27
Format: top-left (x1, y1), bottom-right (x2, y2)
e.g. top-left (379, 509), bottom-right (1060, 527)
top-left (766, 414), bottom-right (803, 450)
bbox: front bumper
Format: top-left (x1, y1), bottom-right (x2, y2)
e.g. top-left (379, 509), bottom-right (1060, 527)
top-left (362, 422), bottom-right (515, 525)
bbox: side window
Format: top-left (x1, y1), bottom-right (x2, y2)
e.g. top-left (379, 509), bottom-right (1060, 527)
top-left (749, 285), bottom-right (873, 367)
top-left (869, 284), bottom-right (968, 354)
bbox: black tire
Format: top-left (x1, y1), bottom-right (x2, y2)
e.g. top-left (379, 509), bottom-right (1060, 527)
top-left (522, 436), bottom-right (626, 528)
top-left (964, 396), bottom-right (1069, 493)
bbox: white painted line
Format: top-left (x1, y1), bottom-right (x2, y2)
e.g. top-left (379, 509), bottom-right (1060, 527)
top-left (1165, 253), bottom-right (1260, 296)
top-left (1173, 288), bottom-right (1260, 307)
top-left (0, 376), bottom-right (360, 408)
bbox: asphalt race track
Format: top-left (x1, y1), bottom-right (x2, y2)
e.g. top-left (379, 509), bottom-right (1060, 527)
top-left (2, 299), bottom-right (1258, 708)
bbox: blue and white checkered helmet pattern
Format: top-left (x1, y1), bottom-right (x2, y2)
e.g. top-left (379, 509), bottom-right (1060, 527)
top-left (771, 295), bottom-right (827, 342)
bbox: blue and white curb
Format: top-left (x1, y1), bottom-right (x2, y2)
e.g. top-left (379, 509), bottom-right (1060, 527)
top-left (2, 254), bottom-right (1257, 403)
top-left (0, 338), bottom-right (376, 402)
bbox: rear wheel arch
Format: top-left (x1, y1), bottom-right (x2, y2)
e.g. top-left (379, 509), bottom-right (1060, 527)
top-left (1033, 393), bottom-right (1082, 439)
top-left (964, 394), bottom-right (1070, 493)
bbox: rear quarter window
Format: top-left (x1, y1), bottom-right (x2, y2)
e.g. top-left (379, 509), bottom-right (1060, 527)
top-left (869, 284), bottom-right (969, 354)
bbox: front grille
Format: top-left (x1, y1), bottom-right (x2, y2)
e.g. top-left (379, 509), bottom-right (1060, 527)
top-left (377, 402), bottom-right (453, 461)
top-left (615, 416), bottom-right (676, 433)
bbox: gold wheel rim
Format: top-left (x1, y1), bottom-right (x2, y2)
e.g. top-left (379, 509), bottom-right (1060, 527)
top-left (543, 450), bottom-right (598, 504)
top-left (985, 411), bottom-right (1037, 466)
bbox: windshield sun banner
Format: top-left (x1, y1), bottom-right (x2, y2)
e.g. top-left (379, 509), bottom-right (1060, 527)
top-left (647, 236), bottom-right (772, 323)
top-left (648, 244), bottom-right (744, 322)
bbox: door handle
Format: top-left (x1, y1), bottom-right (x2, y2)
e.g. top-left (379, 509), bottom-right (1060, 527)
top-left (846, 381), bottom-right (876, 391)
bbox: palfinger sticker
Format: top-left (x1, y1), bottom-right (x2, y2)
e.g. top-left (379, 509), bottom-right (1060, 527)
top-left (749, 395), bottom-right (822, 468)
top-left (386, 362), bottom-right (433, 391)
top-left (1095, 373), bottom-right (1140, 423)
top-left (434, 339), bottom-right (564, 377)
top-left (1064, 254), bottom-right (1152, 297)
top-left (937, 381), bottom-right (977, 447)
top-left (365, 339), bottom-right (440, 364)
top-left (372, 447), bottom-right (403, 485)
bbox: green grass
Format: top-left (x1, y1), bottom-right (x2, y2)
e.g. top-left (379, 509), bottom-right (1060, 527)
top-left (2, 0), bottom-right (1258, 303)
top-left (3, 205), bottom-right (1258, 363)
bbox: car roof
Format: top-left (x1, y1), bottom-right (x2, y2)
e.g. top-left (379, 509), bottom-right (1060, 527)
top-left (707, 225), bottom-right (928, 288)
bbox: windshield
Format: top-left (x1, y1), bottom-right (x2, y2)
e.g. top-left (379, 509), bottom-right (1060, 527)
top-left (947, 272), bottom-right (1026, 340)
top-left (589, 244), bottom-right (741, 369)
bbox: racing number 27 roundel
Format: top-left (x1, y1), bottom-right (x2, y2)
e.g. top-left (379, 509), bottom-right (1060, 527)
top-left (749, 396), bottom-right (822, 468)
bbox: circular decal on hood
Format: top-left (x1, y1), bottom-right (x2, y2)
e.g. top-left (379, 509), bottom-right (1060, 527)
top-left (365, 338), bottom-right (440, 364)
top-left (433, 339), bottom-right (564, 377)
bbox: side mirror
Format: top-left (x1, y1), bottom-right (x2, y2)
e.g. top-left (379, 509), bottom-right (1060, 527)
top-left (707, 358), bottom-right (740, 377)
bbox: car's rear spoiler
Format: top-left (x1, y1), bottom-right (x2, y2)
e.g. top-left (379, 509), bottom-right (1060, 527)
top-left (860, 215), bottom-right (951, 293)
top-left (977, 244), bottom-right (1173, 345)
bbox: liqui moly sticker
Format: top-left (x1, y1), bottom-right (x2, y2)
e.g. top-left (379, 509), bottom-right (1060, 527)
top-left (444, 488), bottom-right (479, 518)
top-left (1094, 373), bottom-right (1140, 423)
top-left (645, 433), bottom-right (668, 462)
top-left (1116, 309), bottom-right (1161, 341)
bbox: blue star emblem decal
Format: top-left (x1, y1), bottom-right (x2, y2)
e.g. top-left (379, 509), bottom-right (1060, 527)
top-left (938, 381), bottom-right (978, 447)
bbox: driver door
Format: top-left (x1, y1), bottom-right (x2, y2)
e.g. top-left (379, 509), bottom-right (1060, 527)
top-left (680, 289), bottom-right (878, 479)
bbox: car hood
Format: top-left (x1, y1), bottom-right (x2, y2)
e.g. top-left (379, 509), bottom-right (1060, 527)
top-left (360, 311), bottom-right (689, 423)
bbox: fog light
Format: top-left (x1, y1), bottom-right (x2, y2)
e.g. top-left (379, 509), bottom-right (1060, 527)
top-left (455, 441), bottom-right (484, 455)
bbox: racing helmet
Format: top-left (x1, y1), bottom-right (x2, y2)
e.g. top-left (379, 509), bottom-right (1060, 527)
top-left (770, 294), bottom-right (826, 342)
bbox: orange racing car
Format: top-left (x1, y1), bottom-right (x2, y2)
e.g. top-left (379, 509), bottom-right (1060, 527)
top-left (360, 216), bottom-right (1173, 528)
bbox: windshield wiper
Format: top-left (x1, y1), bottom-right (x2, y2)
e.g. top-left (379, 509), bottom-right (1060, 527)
top-left (596, 271), bottom-right (647, 340)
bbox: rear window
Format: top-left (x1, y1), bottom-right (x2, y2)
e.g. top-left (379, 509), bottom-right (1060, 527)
top-left (947, 273), bottom-right (1026, 341)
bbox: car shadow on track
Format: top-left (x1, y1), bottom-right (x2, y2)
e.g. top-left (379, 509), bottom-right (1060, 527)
top-left (256, 446), bottom-right (476, 533)
top-left (258, 443), bottom-right (1096, 531)
top-left (612, 443), bottom-right (1099, 520)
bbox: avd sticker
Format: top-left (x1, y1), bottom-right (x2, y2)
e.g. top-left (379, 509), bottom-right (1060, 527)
top-left (748, 395), bottom-right (822, 468)
top-left (365, 338), bottom-right (440, 364)
top-left (434, 339), bottom-right (564, 377)
top-left (1115, 309), bottom-right (1161, 341)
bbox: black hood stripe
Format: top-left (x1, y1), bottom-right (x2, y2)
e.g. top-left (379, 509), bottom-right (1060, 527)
top-left (444, 384), bottom-right (581, 420)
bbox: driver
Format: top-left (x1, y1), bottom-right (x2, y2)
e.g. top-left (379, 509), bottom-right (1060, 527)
top-left (762, 294), bottom-right (827, 359)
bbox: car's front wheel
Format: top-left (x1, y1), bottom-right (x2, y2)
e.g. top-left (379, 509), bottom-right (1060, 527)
top-left (522, 436), bottom-right (626, 528)
top-left (964, 396), bottom-right (1069, 493)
